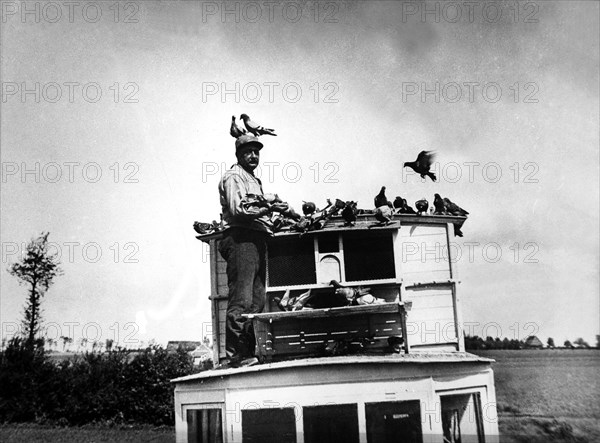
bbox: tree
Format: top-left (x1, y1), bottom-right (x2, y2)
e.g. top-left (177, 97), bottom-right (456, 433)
top-left (574, 337), bottom-right (589, 349)
top-left (564, 340), bottom-right (573, 349)
top-left (547, 337), bottom-right (555, 348)
top-left (596, 335), bottom-right (600, 349)
top-left (7, 232), bottom-right (63, 349)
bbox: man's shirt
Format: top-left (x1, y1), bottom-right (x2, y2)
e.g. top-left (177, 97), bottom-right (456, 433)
top-left (218, 164), bottom-right (273, 234)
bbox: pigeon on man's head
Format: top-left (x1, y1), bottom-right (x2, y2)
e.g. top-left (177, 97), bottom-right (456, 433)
top-left (404, 151), bottom-right (437, 182)
top-left (374, 186), bottom-right (392, 208)
top-left (444, 198), bottom-right (469, 216)
top-left (433, 193), bottom-right (447, 215)
top-left (415, 198), bottom-right (429, 215)
top-left (240, 114), bottom-right (277, 137)
top-left (230, 115), bottom-right (247, 138)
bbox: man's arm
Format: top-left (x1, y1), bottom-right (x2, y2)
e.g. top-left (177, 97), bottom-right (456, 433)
top-left (222, 174), bottom-right (271, 219)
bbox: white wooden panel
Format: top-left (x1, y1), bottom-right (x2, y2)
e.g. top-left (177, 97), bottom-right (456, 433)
top-left (404, 287), bottom-right (457, 346)
top-left (398, 224), bottom-right (451, 283)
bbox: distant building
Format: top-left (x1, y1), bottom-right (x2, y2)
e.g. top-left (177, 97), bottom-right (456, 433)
top-left (190, 343), bottom-right (212, 366)
top-left (166, 341), bottom-right (202, 352)
top-left (524, 336), bottom-right (543, 348)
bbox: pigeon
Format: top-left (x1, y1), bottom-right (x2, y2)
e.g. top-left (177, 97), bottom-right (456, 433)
top-left (388, 336), bottom-right (404, 353)
top-left (230, 115), bottom-right (247, 138)
top-left (240, 113), bottom-right (277, 137)
top-left (415, 198), bottom-right (429, 215)
top-left (193, 221), bottom-right (213, 235)
top-left (374, 205), bottom-right (394, 225)
top-left (278, 289), bottom-right (292, 311)
top-left (398, 198), bottom-right (417, 215)
top-left (433, 193), bottom-right (447, 215)
top-left (404, 151), bottom-right (437, 182)
top-left (263, 193), bottom-right (282, 204)
top-left (374, 186), bottom-right (392, 208)
top-left (342, 201), bottom-right (358, 226)
top-left (281, 206), bottom-right (302, 221)
top-left (393, 196), bottom-right (404, 210)
top-left (443, 198), bottom-right (469, 216)
top-left (453, 224), bottom-right (464, 237)
top-left (329, 280), bottom-right (355, 304)
top-left (302, 201), bottom-right (316, 216)
top-left (334, 198), bottom-right (346, 211)
top-left (290, 289), bottom-right (314, 311)
top-left (324, 339), bottom-right (349, 356)
top-left (292, 217), bottom-right (311, 233)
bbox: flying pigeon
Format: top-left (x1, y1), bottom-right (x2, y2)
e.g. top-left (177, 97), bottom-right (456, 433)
top-left (444, 198), bottom-right (469, 217)
top-left (415, 198), bottom-right (429, 215)
top-left (341, 201), bottom-right (358, 226)
top-left (404, 151), bottom-right (437, 182)
top-left (302, 201), bottom-right (316, 216)
top-left (433, 193), bottom-right (447, 215)
top-left (374, 186), bottom-right (392, 208)
top-left (240, 113), bottom-right (277, 137)
top-left (229, 115), bottom-right (247, 138)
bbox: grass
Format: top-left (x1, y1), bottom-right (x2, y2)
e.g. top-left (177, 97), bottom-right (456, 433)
top-left (0, 423), bottom-right (175, 442)
top-left (476, 349), bottom-right (600, 442)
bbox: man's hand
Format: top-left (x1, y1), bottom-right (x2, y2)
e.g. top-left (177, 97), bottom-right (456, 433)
top-left (270, 202), bottom-right (289, 213)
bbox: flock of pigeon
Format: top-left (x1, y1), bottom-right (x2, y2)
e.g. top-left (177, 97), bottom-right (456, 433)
top-left (194, 116), bottom-right (469, 238)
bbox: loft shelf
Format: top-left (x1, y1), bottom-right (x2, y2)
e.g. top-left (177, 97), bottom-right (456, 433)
top-left (243, 301), bottom-right (412, 362)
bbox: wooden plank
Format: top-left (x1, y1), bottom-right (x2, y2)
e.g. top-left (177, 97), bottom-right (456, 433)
top-left (244, 302), bottom-right (406, 321)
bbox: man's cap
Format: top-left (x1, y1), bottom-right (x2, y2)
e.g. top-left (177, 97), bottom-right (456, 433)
top-left (235, 134), bottom-right (263, 151)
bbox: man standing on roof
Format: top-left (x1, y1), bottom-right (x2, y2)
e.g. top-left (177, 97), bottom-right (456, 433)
top-left (217, 134), bottom-right (288, 368)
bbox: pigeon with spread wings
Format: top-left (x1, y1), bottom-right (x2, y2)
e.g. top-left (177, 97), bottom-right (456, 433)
top-left (404, 150), bottom-right (437, 182)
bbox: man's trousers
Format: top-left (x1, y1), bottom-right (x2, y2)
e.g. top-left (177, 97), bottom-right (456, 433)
top-left (218, 228), bottom-right (268, 361)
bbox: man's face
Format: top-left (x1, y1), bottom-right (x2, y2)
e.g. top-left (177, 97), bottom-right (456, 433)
top-left (237, 145), bottom-right (261, 172)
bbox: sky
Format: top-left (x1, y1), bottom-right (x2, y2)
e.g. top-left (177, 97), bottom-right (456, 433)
top-left (1, 0), bottom-right (598, 349)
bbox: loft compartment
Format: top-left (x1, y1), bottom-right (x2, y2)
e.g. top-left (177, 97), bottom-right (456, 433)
top-left (267, 235), bottom-right (316, 286)
top-left (342, 230), bottom-right (395, 282)
top-left (244, 302), bottom-right (410, 362)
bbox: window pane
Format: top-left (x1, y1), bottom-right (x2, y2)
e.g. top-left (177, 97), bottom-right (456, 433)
top-left (365, 400), bottom-right (422, 443)
top-left (187, 409), bottom-right (223, 443)
top-left (242, 408), bottom-right (297, 443)
top-left (343, 231), bottom-right (395, 281)
top-left (268, 236), bottom-right (316, 286)
top-left (441, 393), bottom-right (484, 443)
top-left (303, 404), bottom-right (359, 443)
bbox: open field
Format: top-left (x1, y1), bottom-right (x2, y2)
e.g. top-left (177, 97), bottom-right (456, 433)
top-left (475, 349), bottom-right (600, 442)
top-left (0, 423), bottom-right (175, 442)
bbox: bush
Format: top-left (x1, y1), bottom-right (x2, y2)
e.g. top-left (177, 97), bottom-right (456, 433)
top-left (0, 338), bottom-right (201, 426)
